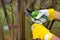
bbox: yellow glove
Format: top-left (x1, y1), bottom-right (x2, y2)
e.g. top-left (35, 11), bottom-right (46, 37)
top-left (31, 23), bottom-right (54, 40)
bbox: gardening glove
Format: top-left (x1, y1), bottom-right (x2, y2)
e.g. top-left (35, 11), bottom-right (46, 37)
top-left (31, 23), bottom-right (55, 40)
top-left (32, 9), bottom-right (55, 21)
top-left (39, 9), bottom-right (55, 20)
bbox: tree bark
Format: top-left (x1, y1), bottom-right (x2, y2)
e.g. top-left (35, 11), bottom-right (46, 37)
top-left (10, 0), bottom-right (15, 40)
top-left (15, 0), bottom-right (26, 40)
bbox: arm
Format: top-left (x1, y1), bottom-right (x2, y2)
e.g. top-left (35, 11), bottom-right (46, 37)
top-left (55, 11), bottom-right (60, 21)
top-left (52, 36), bottom-right (60, 40)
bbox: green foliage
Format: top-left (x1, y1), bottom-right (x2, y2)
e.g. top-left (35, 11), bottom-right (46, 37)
top-left (0, 7), bottom-right (7, 26)
top-left (56, 4), bottom-right (60, 11)
top-left (0, 4), bottom-right (16, 26)
top-left (55, 0), bottom-right (60, 11)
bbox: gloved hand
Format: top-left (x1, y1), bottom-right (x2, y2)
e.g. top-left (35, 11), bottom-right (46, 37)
top-left (31, 9), bottom-right (55, 23)
top-left (31, 23), bottom-right (55, 40)
top-left (39, 9), bottom-right (55, 20)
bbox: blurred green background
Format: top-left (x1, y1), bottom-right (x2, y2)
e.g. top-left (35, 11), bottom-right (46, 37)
top-left (0, 0), bottom-right (60, 40)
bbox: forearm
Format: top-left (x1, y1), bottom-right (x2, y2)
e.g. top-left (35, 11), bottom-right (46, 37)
top-left (55, 11), bottom-right (60, 21)
top-left (52, 36), bottom-right (60, 40)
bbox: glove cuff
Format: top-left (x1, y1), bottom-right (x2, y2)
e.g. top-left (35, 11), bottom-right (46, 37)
top-left (48, 9), bottom-right (55, 20)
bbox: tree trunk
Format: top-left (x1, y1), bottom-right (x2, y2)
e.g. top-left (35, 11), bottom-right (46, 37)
top-left (10, 0), bottom-right (15, 40)
top-left (15, 0), bottom-right (26, 40)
